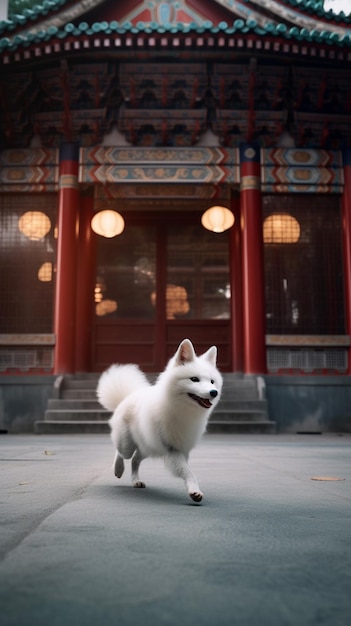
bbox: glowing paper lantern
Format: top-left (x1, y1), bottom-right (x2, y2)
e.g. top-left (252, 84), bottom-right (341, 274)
top-left (201, 206), bottom-right (234, 233)
top-left (263, 213), bottom-right (300, 244)
top-left (91, 210), bottom-right (125, 238)
top-left (38, 262), bottom-right (53, 282)
top-left (18, 211), bottom-right (51, 240)
top-left (95, 300), bottom-right (118, 316)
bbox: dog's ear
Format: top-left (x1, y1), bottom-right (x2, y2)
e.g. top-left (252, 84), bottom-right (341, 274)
top-left (202, 345), bottom-right (217, 366)
top-left (174, 339), bottom-right (196, 365)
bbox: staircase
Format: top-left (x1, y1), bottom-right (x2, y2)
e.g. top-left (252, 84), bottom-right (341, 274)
top-left (207, 375), bottom-right (276, 433)
top-left (35, 373), bottom-right (276, 434)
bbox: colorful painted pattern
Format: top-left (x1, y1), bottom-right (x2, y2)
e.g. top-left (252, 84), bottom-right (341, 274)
top-left (262, 148), bottom-right (342, 168)
top-left (80, 147), bottom-right (239, 165)
top-left (0, 149), bottom-right (58, 166)
top-left (0, 146), bottom-right (344, 192)
top-left (79, 164), bottom-right (239, 185)
top-left (79, 147), bottom-right (240, 184)
top-left (261, 148), bottom-right (343, 192)
top-left (0, 148), bottom-right (58, 190)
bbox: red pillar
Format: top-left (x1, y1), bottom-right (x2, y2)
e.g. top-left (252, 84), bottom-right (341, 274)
top-left (75, 194), bottom-right (96, 372)
top-left (54, 143), bottom-right (79, 374)
top-left (342, 149), bottom-right (351, 374)
top-left (229, 193), bottom-right (244, 372)
top-left (240, 143), bottom-right (267, 374)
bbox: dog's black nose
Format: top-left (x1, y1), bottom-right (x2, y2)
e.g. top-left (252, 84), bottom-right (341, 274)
top-left (210, 390), bottom-right (218, 398)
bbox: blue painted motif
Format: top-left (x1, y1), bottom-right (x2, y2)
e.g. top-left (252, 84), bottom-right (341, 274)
top-left (158, 2), bottom-right (171, 25)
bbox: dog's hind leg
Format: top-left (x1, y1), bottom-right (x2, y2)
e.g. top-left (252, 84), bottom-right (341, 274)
top-left (112, 426), bottom-right (136, 479)
top-left (131, 448), bottom-right (146, 488)
top-left (164, 452), bottom-right (203, 503)
top-left (113, 451), bottom-right (125, 478)
top-left (112, 419), bottom-right (137, 479)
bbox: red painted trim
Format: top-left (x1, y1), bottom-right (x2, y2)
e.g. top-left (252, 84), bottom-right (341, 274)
top-left (59, 160), bottom-right (79, 176)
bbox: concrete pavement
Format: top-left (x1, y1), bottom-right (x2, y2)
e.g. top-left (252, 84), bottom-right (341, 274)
top-left (1, 433), bottom-right (351, 626)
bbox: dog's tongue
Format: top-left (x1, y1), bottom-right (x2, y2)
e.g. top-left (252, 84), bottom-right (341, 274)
top-left (189, 393), bottom-right (212, 409)
top-left (199, 398), bottom-right (212, 409)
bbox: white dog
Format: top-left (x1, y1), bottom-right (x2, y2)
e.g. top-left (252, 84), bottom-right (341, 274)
top-left (97, 338), bottom-right (222, 502)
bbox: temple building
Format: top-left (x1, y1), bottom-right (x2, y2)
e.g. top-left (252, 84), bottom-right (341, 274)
top-left (1, 0), bottom-right (351, 433)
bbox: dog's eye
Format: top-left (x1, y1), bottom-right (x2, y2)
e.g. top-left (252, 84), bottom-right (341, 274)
top-left (190, 376), bottom-right (200, 382)
top-left (211, 379), bottom-right (214, 384)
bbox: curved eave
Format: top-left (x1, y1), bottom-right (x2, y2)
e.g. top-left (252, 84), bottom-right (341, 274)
top-left (3, 0), bottom-right (106, 34)
top-left (285, 0), bottom-right (351, 22)
top-left (1, 19), bottom-right (351, 65)
top-left (216, 0), bottom-right (351, 27)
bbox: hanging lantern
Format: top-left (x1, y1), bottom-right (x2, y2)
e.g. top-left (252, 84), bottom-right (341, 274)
top-left (96, 299), bottom-right (118, 316)
top-left (263, 213), bottom-right (300, 244)
top-left (91, 210), bottom-right (125, 238)
top-left (150, 284), bottom-right (190, 320)
top-left (18, 211), bottom-right (51, 240)
top-left (38, 262), bottom-right (53, 282)
top-left (165, 284), bottom-right (190, 320)
top-left (201, 206), bottom-right (235, 233)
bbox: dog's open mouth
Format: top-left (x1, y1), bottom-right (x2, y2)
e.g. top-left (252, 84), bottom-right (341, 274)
top-left (188, 393), bottom-right (212, 409)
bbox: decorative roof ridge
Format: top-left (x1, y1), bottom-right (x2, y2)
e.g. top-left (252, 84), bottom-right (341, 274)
top-left (1, 16), bottom-right (351, 53)
top-left (4, 0), bottom-right (351, 38)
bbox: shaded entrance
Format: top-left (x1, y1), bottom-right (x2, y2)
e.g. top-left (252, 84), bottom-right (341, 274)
top-left (93, 211), bottom-right (232, 371)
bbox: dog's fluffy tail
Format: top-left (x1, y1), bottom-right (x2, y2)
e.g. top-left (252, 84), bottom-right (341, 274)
top-left (96, 364), bottom-right (150, 411)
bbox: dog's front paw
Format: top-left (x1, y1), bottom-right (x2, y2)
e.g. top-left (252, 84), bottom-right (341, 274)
top-left (189, 491), bottom-right (203, 503)
top-left (133, 481), bottom-right (146, 488)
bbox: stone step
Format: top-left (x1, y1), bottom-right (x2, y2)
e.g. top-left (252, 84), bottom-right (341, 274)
top-left (62, 379), bottom-right (100, 390)
top-left (207, 421), bottom-right (276, 434)
top-left (44, 409), bottom-right (110, 421)
top-left (48, 399), bottom-right (103, 410)
top-left (44, 408), bottom-right (267, 424)
top-left (62, 389), bottom-right (98, 400)
top-left (35, 420), bottom-right (110, 434)
top-left (63, 374), bottom-right (261, 388)
top-left (211, 409), bottom-right (269, 422)
top-left (218, 399), bottom-right (268, 410)
top-left (61, 374), bottom-right (264, 395)
top-left (38, 373), bottom-right (274, 434)
top-left (62, 388), bottom-right (263, 402)
top-left (47, 400), bottom-right (267, 416)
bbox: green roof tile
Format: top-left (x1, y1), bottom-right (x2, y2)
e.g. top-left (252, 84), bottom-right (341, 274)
top-left (1, 1), bottom-right (351, 52)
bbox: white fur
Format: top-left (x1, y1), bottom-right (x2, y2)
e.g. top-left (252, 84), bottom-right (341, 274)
top-left (97, 338), bottom-right (223, 502)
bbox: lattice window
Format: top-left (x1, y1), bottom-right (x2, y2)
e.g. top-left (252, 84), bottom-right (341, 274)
top-left (0, 347), bottom-right (54, 372)
top-left (0, 195), bottom-right (57, 333)
top-left (267, 348), bottom-right (348, 373)
top-left (263, 195), bottom-right (345, 335)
